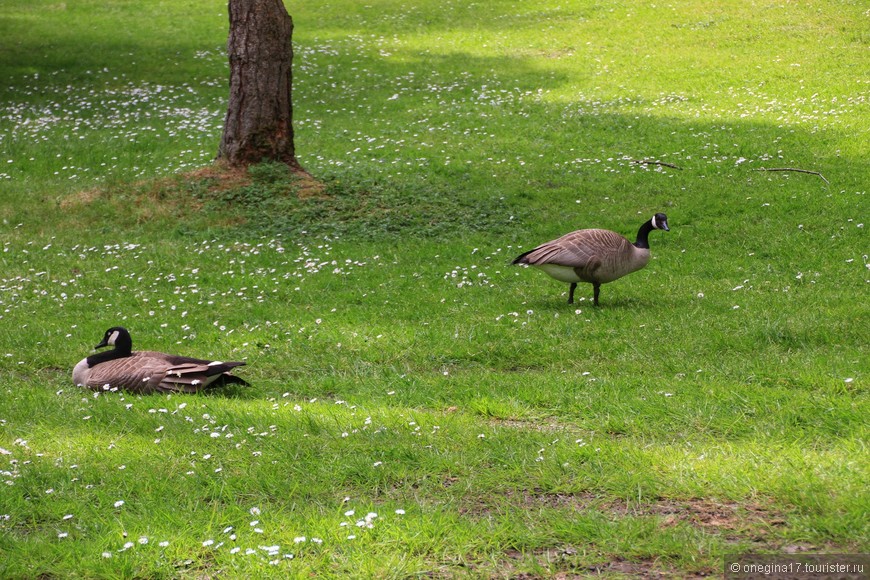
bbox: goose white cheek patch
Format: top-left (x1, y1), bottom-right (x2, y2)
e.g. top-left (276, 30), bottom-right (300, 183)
top-left (651, 215), bottom-right (658, 230)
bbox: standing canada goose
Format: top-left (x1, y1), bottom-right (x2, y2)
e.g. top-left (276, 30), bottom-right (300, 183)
top-left (512, 213), bottom-right (669, 306)
top-left (72, 326), bottom-right (248, 394)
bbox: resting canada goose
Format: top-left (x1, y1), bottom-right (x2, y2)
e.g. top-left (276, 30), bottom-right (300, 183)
top-left (512, 213), bottom-right (669, 305)
top-left (72, 326), bottom-right (248, 394)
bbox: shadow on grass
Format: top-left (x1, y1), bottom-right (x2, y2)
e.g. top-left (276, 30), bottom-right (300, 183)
top-left (0, 4), bottom-right (225, 85)
top-left (3, 16), bottom-right (859, 251)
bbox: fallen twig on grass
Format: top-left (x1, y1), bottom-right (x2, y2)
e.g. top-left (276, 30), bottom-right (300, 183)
top-left (632, 159), bottom-right (683, 170)
top-left (753, 167), bottom-right (829, 184)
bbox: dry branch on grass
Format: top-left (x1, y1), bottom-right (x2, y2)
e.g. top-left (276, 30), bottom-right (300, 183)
top-left (753, 167), bottom-right (829, 184)
top-left (632, 159), bottom-right (683, 170)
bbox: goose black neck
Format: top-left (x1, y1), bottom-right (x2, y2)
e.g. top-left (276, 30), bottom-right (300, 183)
top-left (87, 331), bottom-right (133, 367)
top-left (633, 219), bottom-right (655, 249)
top-left (86, 346), bottom-right (131, 367)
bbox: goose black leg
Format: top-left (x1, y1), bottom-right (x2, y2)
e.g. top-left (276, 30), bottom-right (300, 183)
top-left (568, 282), bottom-right (577, 304)
top-left (593, 283), bottom-right (601, 306)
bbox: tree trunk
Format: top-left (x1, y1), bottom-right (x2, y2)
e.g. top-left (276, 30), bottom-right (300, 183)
top-left (218, 0), bottom-right (300, 169)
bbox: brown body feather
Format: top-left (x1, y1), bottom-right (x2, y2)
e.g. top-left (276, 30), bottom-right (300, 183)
top-left (73, 327), bottom-right (247, 394)
top-left (79, 352), bottom-right (245, 394)
top-left (515, 229), bottom-right (649, 284)
top-left (513, 214), bottom-right (668, 305)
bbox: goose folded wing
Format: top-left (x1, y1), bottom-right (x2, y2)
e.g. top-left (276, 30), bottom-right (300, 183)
top-left (85, 356), bottom-right (166, 391)
top-left (161, 362), bottom-right (210, 379)
top-left (139, 351), bottom-right (245, 373)
top-left (158, 361), bottom-right (246, 392)
top-left (559, 230), bottom-right (633, 264)
top-left (522, 239), bottom-right (598, 268)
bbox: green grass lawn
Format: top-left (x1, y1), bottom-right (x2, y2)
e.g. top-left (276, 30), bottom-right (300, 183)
top-left (1, 0), bottom-right (868, 577)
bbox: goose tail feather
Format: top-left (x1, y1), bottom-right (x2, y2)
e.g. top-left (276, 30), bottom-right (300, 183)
top-left (215, 374), bottom-right (250, 387)
top-left (512, 248), bottom-right (535, 265)
top-left (204, 361), bottom-right (246, 376)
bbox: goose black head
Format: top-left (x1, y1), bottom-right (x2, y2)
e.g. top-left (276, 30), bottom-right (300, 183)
top-left (651, 213), bottom-right (669, 232)
top-left (95, 327), bottom-right (132, 353)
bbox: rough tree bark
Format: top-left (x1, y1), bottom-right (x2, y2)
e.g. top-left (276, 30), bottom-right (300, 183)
top-left (218, 0), bottom-right (300, 169)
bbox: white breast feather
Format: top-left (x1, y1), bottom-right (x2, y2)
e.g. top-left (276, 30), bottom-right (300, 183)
top-left (536, 264), bottom-right (582, 283)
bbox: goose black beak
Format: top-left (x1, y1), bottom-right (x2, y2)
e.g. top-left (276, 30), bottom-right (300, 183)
top-left (94, 339), bottom-right (109, 349)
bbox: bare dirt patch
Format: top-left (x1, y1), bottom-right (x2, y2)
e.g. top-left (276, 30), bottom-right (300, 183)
top-left (59, 187), bottom-right (101, 209)
top-left (188, 162), bottom-right (327, 200)
top-left (451, 489), bottom-right (855, 576)
top-left (581, 557), bottom-right (711, 578)
top-left (476, 549), bottom-right (712, 579)
top-left (461, 488), bottom-right (785, 541)
top-left (292, 169), bottom-right (327, 199)
top-left (186, 164), bottom-right (252, 194)
top-left (171, 162), bottom-right (323, 198)
top-left (59, 162), bottom-right (325, 217)
top-left (603, 496), bottom-right (780, 532)
top-left (59, 177), bottom-right (207, 223)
